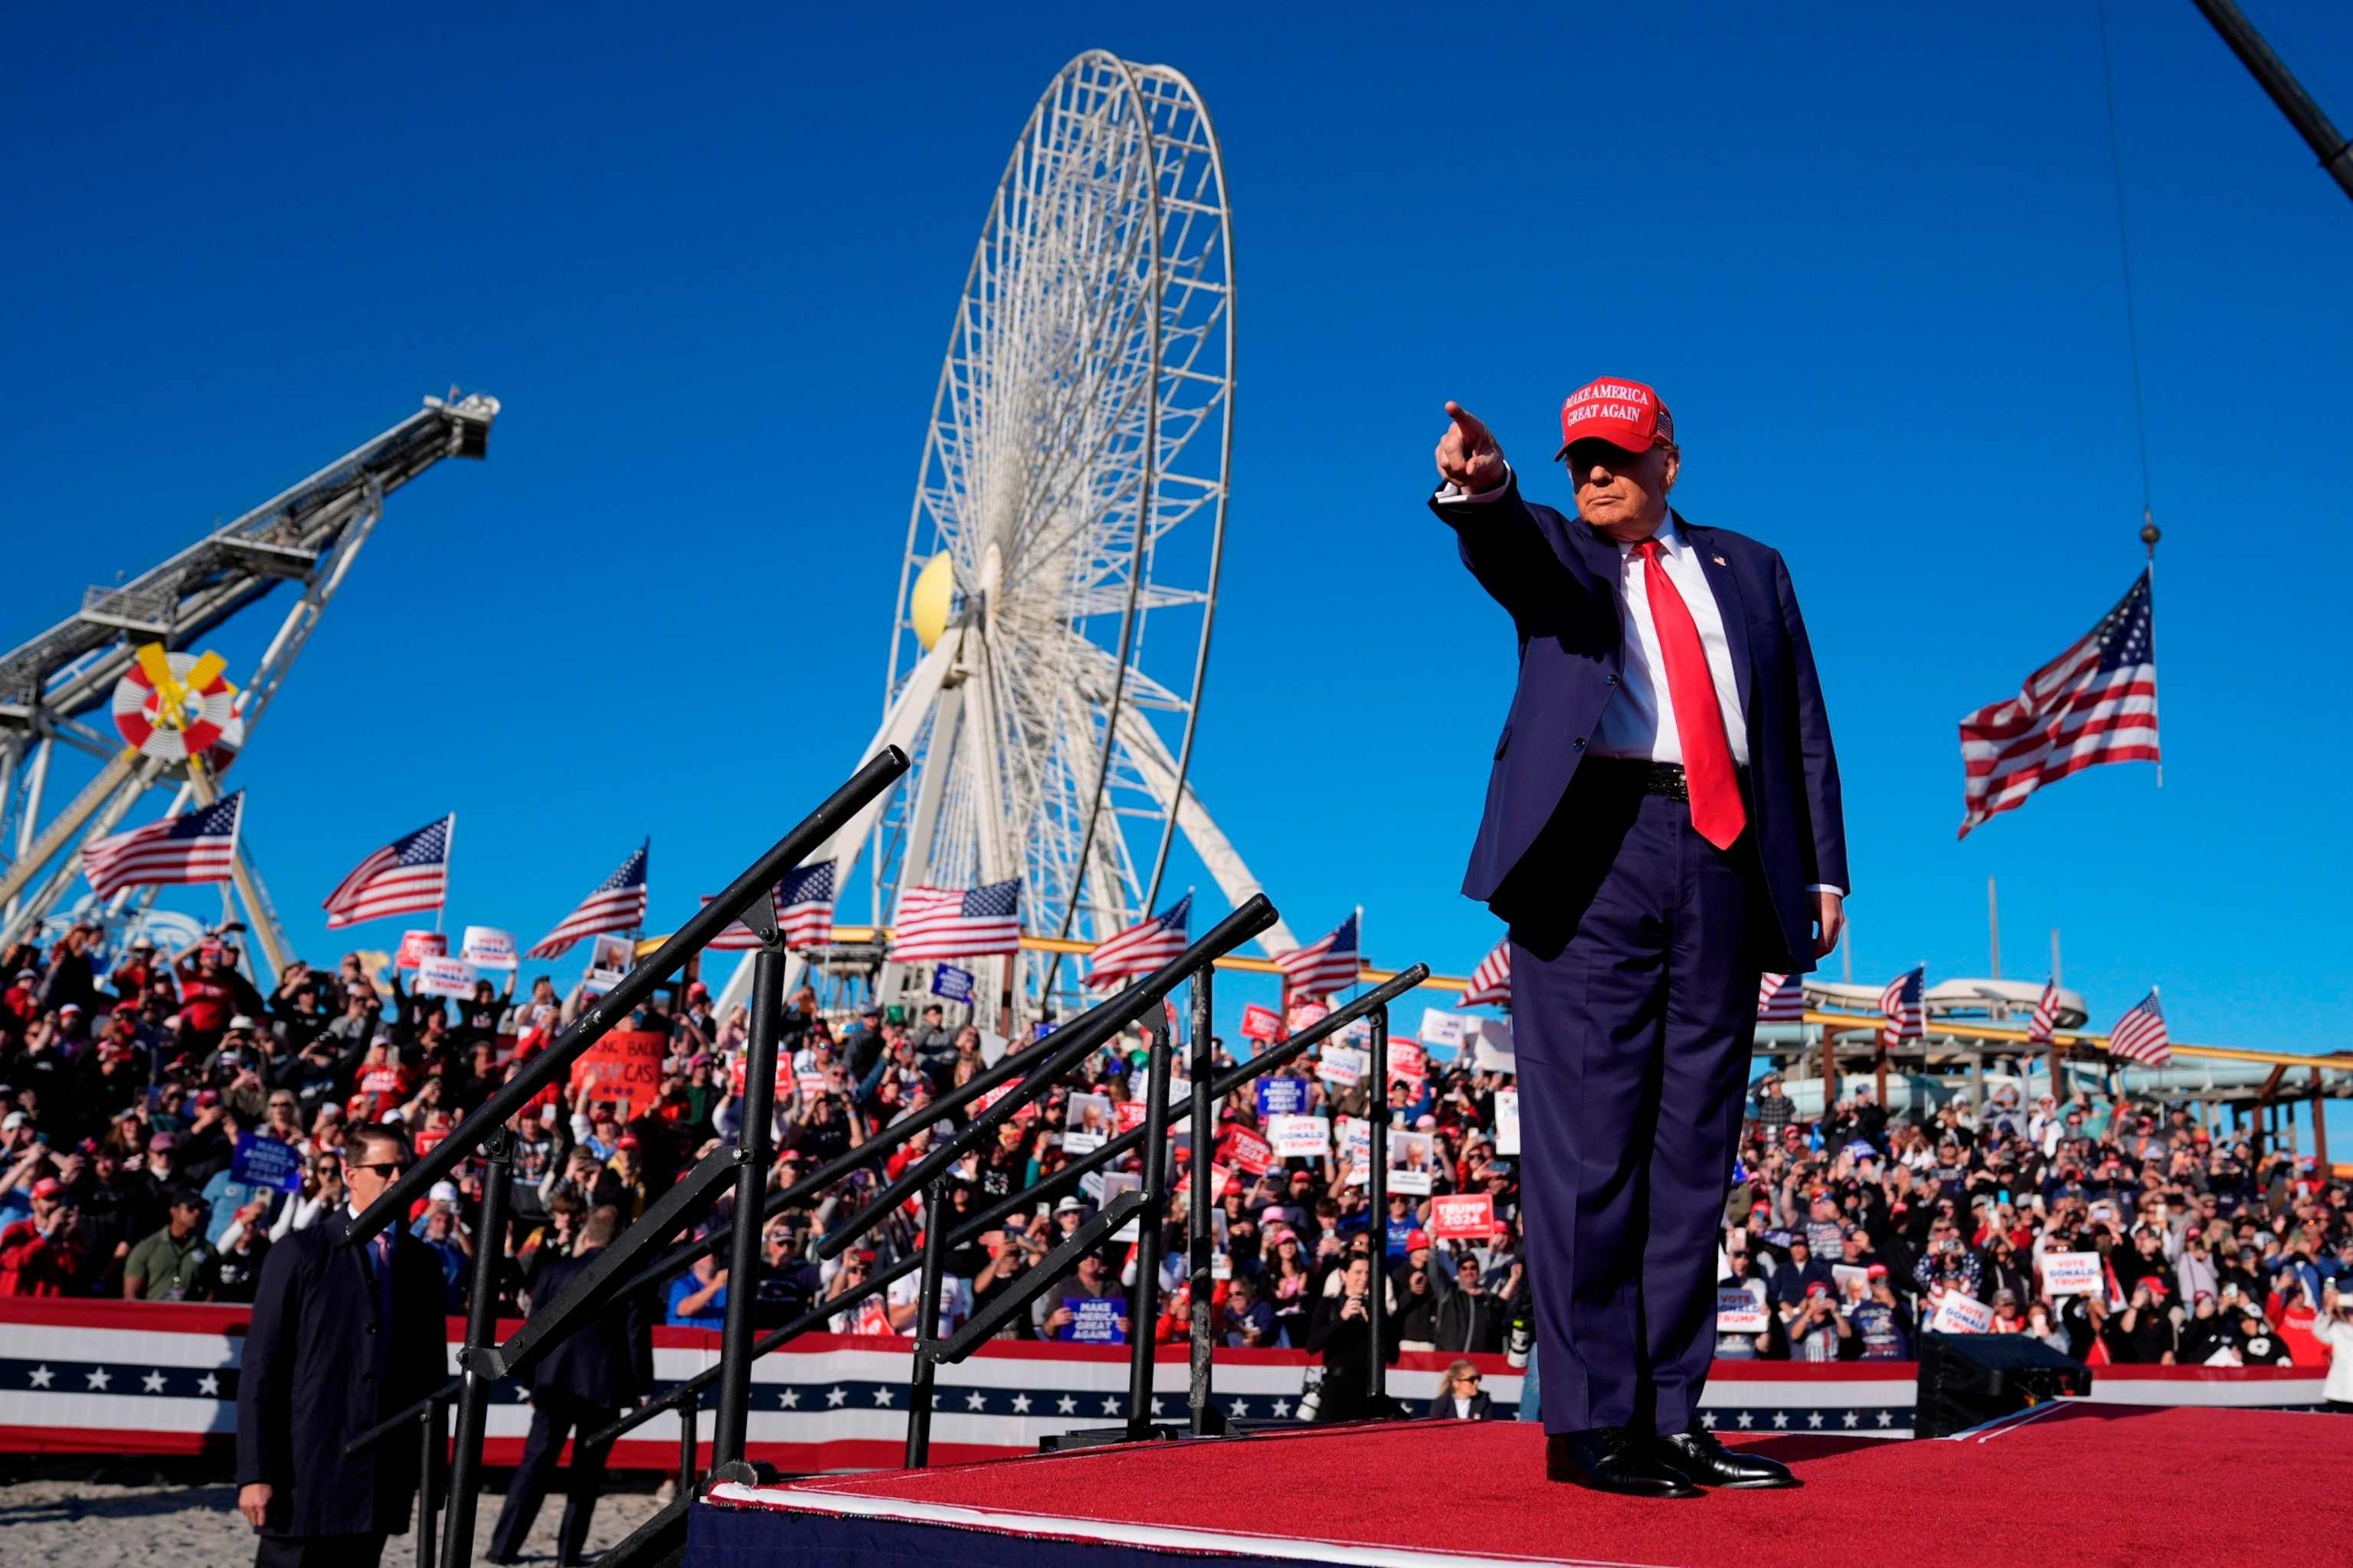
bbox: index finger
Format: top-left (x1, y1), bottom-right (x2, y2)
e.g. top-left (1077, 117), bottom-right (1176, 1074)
top-left (1443, 401), bottom-right (1489, 447)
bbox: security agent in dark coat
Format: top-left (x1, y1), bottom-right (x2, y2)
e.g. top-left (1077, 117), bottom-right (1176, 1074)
top-left (487, 1205), bottom-right (653, 1566)
top-left (1432, 385), bottom-right (1844, 1498)
top-left (236, 1125), bottom-right (446, 1568)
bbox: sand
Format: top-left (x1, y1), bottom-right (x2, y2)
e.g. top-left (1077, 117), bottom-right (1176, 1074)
top-left (0, 1463), bottom-right (668, 1566)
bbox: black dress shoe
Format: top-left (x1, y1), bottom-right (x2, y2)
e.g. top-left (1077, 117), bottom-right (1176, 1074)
top-left (1644, 1423), bottom-right (1801, 1489)
top-left (1546, 1427), bottom-right (1703, 1498)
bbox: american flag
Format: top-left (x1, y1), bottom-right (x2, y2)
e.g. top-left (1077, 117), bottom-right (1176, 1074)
top-left (2025, 977), bottom-right (2062, 1046)
top-left (529, 843), bottom-right (650, 958)
top-left (1462, 940), bottom-right (1510, 1007)
top-left (1758, 972), bottom-right (1806, 1023)
top-left (777, 859), bottom-right (836, 948)
top-left (1958, 569), bottom-right (2159, 837)
top-left (322, 815), bottom-right (453, 928)
top-left (1878, 965), bottom-right (1925, 1050)
top-left (2106, 989), bottom-right (2171, 1067)
top-left (83, 793), bottom-right (242, 899)
top-left (699, 860), bottom-right (836, 953)
top-left (890, 879), bottom-right (1021, 961)
top-left (1276, 912), bottom-right (1360, 1000)
top-left (1085, 892), bottom-right (1192, 984)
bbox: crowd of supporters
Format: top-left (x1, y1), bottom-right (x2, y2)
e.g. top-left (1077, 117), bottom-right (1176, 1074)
top-left (1721, 1070), bottom-right (2353, 1382)
top-left (2, 915), bottom-right (2350, 1415)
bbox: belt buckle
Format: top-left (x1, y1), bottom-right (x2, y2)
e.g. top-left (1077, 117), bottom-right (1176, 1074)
top-left (1647, 764), bottom-right (1689, 804)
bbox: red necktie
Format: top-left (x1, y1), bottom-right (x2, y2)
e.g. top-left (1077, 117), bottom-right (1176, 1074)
top-left (1635, 538), bottom-right (1746, 850)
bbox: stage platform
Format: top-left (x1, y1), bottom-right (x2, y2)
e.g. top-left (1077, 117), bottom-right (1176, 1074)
top-left (686, 1403), bottom-right (2353, 1568)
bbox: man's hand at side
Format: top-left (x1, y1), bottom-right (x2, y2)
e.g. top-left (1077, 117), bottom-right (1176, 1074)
top-left (1812, 892), bottom-right (1844, 960)
top-left (238, 1481), bottom-right (271, 1529)
top-left (1435, 402), bottom-right (1509, 494)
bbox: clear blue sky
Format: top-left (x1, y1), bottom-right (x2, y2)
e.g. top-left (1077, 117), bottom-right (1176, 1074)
top-left (5, 5), bottom-right (2351, 1094)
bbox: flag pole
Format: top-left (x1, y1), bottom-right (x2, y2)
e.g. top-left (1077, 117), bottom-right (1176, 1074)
top-left (2143, 516), bottom-right (2162, 788)
top-left (438, 812), bottom-right (456, 934)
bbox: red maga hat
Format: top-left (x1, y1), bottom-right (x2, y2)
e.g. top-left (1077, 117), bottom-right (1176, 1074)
top-left (1556, 377), bottom-right (1674, 459)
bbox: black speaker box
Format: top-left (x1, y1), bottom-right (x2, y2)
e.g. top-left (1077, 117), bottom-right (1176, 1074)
top-left (1914, 1331), bottom-right (2093, 1437)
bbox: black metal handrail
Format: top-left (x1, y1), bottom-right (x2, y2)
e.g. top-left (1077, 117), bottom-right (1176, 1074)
top-left (345, 746), bottom-right (911, 1248)
top-left (336, 749), bottom-right (908, 1568)
top-left (575, 963), bottom-right (1428, 1457)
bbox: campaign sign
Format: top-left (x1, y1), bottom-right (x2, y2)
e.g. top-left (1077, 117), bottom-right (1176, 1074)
top-left (394, 930), bottom-right (447, 971)
top-left (1833, 1264), bottom-right (1870, 1305)
top-left (931, 964), bottom-right (976, 1003)
top-left (569, 1028), bottom-right (666, 1117)
top-left (1389, 1039), bottom-right (1426, 1084)
top-left (2041, 1252), bottom-right (2103, 1298)
top-left (1223, 1126), bottom-right (1273, 1175)
top-left (1428, 1193), bottom-right (1495, 1241)
top-left (1256, 1077), bottom-right (1309, 1118)
top-left (460, 926), bottom-right (517, 969)
top-left (1317, 1046), bottom-right (1366, 1088)
top-left (1265, 1114), bottom-right (1330, 1160)
top-left (1338, 1016), bottom-right (1372, 1048)
top-left (230, 1132), bottom-right (304, 1193)
top-left (1716, 1287), bottom-right (1769, 1334)
top-left (1239, 1004), bottom-right (1284, 1043)
top-left (1065, 1296), bottom-right (1127, 1344)
top-left (1387, 1131), bottom-right (1436, 1195)
top-left (1285, 999), bottom-right (1330, 1035)
top-left (1114, 1100), bottom-right (1148, 1134)
top-left (1418, 1008), bottom-right (1468, 1052)
top-left (1494, 1088), bottom-right (1520, 1156)
top-left (414, 955), bottom-right (478, 1000)
top-left (1929, 1291), bottom-right (1995, 1335)
top-left (1336, 1115), bottom-right (1372, 1177)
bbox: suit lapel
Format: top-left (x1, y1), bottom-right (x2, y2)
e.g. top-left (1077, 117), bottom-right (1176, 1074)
top-left (1678, 515), bottom-right (1754, 720)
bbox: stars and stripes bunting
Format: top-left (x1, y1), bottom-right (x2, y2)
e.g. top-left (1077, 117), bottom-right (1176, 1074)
top-left (1758, 971), bottom-right (1806, 1023)
top-left (1462, 940), bottom-right (1510, 1008)
top-left (2106, 989), bottom-right (2171, 1067)
top-left (1958, 568), bottom-right (2159, 837)
top-left (1878, 965), bottom-right (1925, 1051)
top-left (83, 794), bottom-right (243, 899)
top-left (889, 879), bottom-right (1021, 961)
top-left (2026, 977), bottom-right (2062, 1046)
top-left (321, 814), bottom-right (453, 928)
top-left (1085, 893), bottom-right (1192, 984)
top-left (529, 843), bottom-right (649, 958)
top-left (1275, 912), bottom-right (1360, 1000)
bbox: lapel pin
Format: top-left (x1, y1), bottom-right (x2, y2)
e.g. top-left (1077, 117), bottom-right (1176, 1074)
top-left (1711, 555), bottom-right (1727, 566)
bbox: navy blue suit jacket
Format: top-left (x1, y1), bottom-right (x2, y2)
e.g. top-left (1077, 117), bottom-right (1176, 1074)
top-left (1432, 474), bottom-right (1848, 972)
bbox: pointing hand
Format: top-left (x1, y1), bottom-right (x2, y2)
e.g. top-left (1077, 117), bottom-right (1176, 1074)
top-left (1436, 401), bottom-right (1508, 494)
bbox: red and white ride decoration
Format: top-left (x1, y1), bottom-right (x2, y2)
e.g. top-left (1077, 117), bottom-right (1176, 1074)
top-left (110, 647), bottom-right (236, 763)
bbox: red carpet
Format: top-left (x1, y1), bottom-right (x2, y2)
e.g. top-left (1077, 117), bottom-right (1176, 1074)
top-left (722, 1405), bottom-right (2353, 1567)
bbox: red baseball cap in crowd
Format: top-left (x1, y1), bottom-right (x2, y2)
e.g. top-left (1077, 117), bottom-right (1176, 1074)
top-left (31, 1177), bottom-right (63, 1200)
top-left (1555, 377), bottom-right (1674, 459)
top-left (1406, 1229), bottom-right (1431, 1250)
top-left (1866, 1262), bottom-right (1888, 1279)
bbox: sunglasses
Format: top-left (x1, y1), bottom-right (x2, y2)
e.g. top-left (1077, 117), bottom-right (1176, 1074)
top-left (345, 1160), bottom-right (412, 1179)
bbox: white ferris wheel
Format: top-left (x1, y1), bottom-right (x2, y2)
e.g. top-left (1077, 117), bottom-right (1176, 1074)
top-left (800, 51), bottom-right (1295, 1024)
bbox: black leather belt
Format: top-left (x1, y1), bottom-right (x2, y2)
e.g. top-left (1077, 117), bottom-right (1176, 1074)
top-left (1581, 756), bottom-right (1690, 802)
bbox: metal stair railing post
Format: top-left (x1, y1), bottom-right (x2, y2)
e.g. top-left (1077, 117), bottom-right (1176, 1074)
top-left (678, 1396), bottom-right (699, 1498)
top-left (416, 1392), bottom-right (444, 1568)
top-left (604, 900), bottom-right (1271, 1308)
top-left (344, 746), bottom-right (909, 1249)
top-left (1124, 1013), bottom-right (1175, 1439)
top-left (439, 1125), bottom-right (511, 1568)
top-left (810, 897), bottom-right (1278, 1264)
top-left (1366, 1003), bottom-right (1389, 1416)
top-left (1186, 967), bottom-right (1219, 1435)
top-left (579, 967), bottom-right (1430, 1458)
top-left (901, 1178), bottom-right (951, 1468)
top-left (712, 918), bottom-right (788, 1468)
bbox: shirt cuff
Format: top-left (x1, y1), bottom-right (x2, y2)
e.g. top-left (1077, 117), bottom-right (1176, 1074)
top-left (1434, 464), bottom-right (1515, 505)
top-left (1805, 885), bottom-right (1846, 899)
